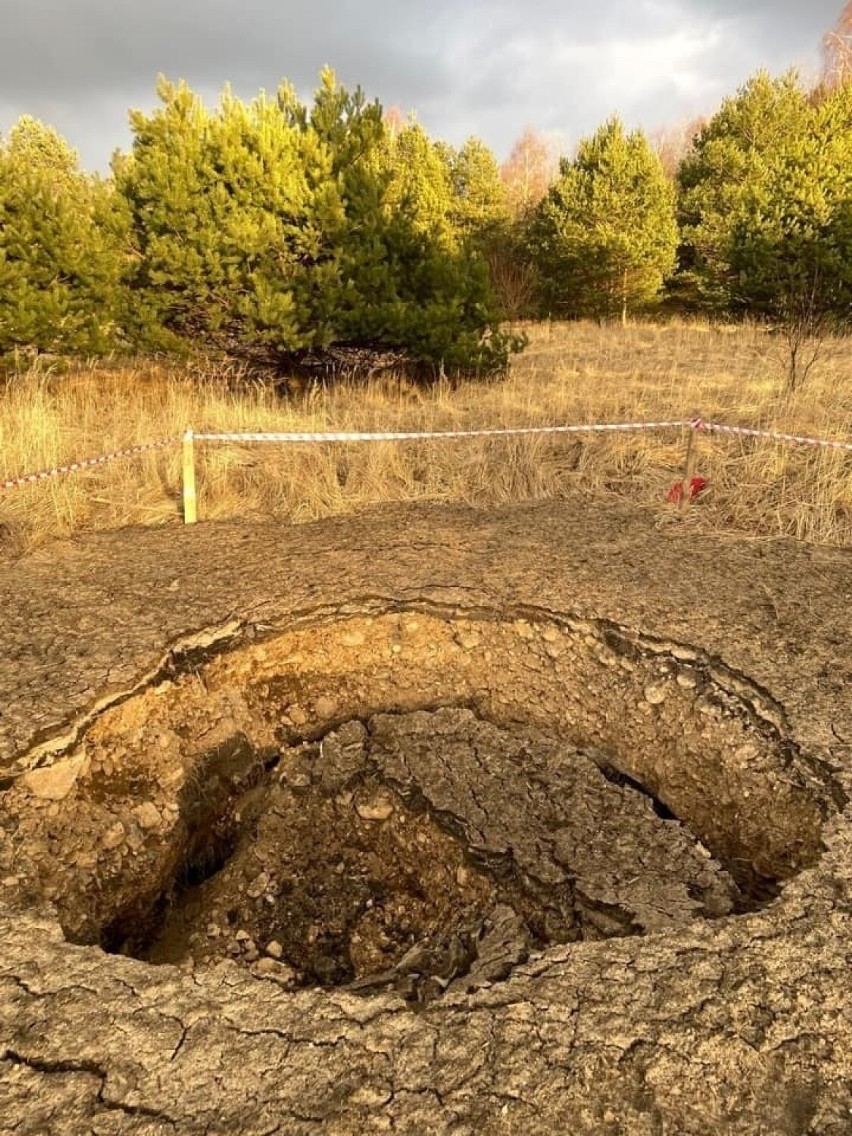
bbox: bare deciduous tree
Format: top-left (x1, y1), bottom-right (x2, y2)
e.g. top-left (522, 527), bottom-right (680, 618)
top-left (500, 128), bottom-right (557, 218)
top-left (382, 105), bottom-right (407, 139)
top-left (821, 2), bottom-right (852, 90)
top-left (649, 115), bottom-right (706, 181)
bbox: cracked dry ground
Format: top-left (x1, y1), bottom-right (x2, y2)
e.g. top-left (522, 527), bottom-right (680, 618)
top-left (1, 498), bottom-right (851, 1135)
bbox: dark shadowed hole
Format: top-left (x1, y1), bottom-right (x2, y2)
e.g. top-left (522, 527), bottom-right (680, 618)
top-left (97, 709), bottom-right (786, 1003)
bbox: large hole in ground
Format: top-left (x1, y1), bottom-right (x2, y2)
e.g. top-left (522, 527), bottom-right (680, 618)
top-left (1, 605), bottom-right (840, 1004)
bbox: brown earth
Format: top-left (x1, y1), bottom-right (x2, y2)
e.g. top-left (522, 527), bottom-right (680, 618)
top-left (1, 497), bottom-right (852, 1135)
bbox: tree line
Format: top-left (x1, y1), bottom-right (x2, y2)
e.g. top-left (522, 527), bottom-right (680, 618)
top-left (1, 25), bottom-right (851, 385)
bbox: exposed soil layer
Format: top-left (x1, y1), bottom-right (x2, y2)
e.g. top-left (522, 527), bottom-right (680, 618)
top-left (1, 499), bottom-right (851, 1135)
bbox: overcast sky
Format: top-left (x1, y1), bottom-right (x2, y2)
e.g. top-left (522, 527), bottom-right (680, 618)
top-left (0, 0), bottom-right (843, 171)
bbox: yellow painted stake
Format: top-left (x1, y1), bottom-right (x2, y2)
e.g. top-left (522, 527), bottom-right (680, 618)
top-left (182, 428), bottom-right (197, 524)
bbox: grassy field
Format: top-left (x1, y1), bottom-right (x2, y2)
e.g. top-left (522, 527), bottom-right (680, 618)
top-left (1, 321), bottom-right (851, 557)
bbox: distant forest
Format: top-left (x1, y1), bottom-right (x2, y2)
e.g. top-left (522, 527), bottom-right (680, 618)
top-left (1, 5), bottom-right (851, 383)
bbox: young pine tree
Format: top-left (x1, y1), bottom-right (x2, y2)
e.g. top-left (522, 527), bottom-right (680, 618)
top-left (445, 137), bottom-right (509, 241)
top-left (0, 117), bottom-right (127, 357)
top-left (677, 71), bottom-right (813, 313)
top-left (530, 118), bottom-right (677, 323)
top-left (728, 82), bottom-right (852, 387)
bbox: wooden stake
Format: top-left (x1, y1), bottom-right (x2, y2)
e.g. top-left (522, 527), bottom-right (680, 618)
top-left (679, 420), bottom-right (697, 514)
top-left (182, 429), bottom-right (197, 525)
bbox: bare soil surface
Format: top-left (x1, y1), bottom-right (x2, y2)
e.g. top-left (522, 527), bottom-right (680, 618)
top-left (1, 497), bottom-right (852, 1135)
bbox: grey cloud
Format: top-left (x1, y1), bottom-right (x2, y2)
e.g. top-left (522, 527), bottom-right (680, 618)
top-left (0, 0), bottom-right (843, 171)
top-left (0, 0), bottom-right (453, 99)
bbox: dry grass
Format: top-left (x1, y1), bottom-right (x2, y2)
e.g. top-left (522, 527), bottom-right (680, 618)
top-left (1, 320), bottom-right (851, 557)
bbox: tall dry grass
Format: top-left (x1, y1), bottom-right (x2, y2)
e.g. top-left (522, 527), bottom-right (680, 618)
top-left (1, 320), bottom-right (850, 557)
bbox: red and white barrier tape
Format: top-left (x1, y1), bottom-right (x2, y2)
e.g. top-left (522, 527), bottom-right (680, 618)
top-left (0, 437), bottom-right (179, 493)
top-left (697, 420), bottom-right (852, 453)
top-left (2, 416), bottom-right (849, 495)
top-left (194, 421), bottom-right (690, 444)
top-left (195, 418), bottom-right (851, 450)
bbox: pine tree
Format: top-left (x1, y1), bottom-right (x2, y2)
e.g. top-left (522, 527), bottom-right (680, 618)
top-left (727, 82), bottom-right (852, 387)
top-left (676, 69), bottom-right (852, 386)
top-left (0, 117), bottom-right (127, 357)
top-left (677, 72), bottom-right (812, 312)
top-left (446, 137), bottom-right (508, 240)
top-left (118, 76), bottom-right (342, 356)
top-left (118, 72), bottom-right (518, 377)
top-left (323, 102), bottom-right (515, 374)
top-left (530, 118), bottom-right (677, 323)
top-left (376, 122), bottom-right (457, 244)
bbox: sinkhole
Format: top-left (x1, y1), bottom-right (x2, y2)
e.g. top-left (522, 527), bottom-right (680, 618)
top-left (0, 605), bottom-right (839, 1004)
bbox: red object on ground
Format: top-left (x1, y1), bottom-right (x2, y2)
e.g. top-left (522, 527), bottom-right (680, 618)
top-left (666, 476), bottom-right (708, 503)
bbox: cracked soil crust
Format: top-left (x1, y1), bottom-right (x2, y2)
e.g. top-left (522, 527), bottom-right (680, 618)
top-left (1, 497), bottom-right (852, 1135)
